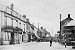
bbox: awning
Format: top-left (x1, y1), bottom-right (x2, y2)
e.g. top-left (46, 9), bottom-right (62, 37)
top-left (1, 26), bottom-right (22, 33)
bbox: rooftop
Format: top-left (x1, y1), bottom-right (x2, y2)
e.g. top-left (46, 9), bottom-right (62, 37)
top-left (61, 14), bottom-right (73, 26)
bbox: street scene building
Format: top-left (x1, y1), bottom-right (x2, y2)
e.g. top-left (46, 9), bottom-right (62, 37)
top-left (0, 4), bottom-right (50, 45)
top-left (57, 14), bottom-right (75, 46)
top-left (1, 0), bottom-right (75, 50)
top-left (0, 4), bottom-right (29, 44)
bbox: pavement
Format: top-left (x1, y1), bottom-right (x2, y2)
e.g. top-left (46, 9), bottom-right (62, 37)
top-left (0, 42), bottom-right (75, 50)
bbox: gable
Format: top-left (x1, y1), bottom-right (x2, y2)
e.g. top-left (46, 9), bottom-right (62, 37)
top-left (61, 17), bottom-right (73, 26)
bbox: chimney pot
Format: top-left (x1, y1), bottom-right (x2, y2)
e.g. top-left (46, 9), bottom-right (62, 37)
top-left (68, 14), bottom-right (70, 18)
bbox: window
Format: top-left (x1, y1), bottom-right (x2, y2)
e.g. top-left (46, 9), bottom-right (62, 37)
top-left (13, 20), bottom-right (17, 27)
top-left (22, 23), bottom-right (25, 31)
top-left (24, 24), bottom-right (25, 31)
top-left (3, 32), bottom-right (11, 41)
top-left (7, 17), bottom-right (12, 26)
top-left (8, 32), bottom-right (11, 40)
top-left (21, 22), bottom-right (24, 30)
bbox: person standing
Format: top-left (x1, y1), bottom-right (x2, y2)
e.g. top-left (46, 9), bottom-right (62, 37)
top-left (65, 39), bottom-right (66, 48)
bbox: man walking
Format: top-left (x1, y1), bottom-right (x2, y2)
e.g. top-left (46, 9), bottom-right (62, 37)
top-left (50, 39), bottom-right (52, 47)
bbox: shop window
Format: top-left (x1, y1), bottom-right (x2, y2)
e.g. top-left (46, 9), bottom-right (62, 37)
top-left (4, 32), bottom-right (8, 40)
top-left (8, 32), bottom-right (11, 40)
top-left (4, 32), bottom-right (11, 41)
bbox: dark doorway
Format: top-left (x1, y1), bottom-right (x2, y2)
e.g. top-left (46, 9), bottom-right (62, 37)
top-left (28, 34), bottom-right (31, 42)
top-left (10, 32), bottom-right (14, 44)
top-left (22, 35), bottom-right (23, 42)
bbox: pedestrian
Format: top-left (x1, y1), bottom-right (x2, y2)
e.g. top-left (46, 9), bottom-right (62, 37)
top-left (65, 39), bottom-right (66, 48)
top-left (50, 39), bottom-right (52, 47)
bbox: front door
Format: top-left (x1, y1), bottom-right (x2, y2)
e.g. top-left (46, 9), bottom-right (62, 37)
top-left (10, 32), bottom-right (14, 44)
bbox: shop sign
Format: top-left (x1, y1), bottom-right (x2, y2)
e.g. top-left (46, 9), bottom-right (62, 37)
top-left (5, 29), bottom-right (13, 32)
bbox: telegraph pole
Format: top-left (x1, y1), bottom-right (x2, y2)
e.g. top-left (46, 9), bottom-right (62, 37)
top-left (60, 14), bottom-right (66, 48)
top-left (59, 14), bottom-right (62, 44)
top-left (59, 14), bottom-right (61, 39)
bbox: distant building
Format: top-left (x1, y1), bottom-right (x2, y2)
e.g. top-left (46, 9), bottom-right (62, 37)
top-left (30, 24), bottom-right (40, 41)
top-left (39, 27), bottom-right (50, 38)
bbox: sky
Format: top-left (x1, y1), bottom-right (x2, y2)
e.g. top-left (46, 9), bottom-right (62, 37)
top-left (1, 0), bottom-right (75, 36)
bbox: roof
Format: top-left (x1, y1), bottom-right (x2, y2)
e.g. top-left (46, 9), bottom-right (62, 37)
top-left (65, 20), bottom-right (75, 26)
top-left (61, 17), bottom-right (73, 26)
top-left (40, 29), bottom-right (44, 33)
top-left (57, 15), bottom-right (73, 33)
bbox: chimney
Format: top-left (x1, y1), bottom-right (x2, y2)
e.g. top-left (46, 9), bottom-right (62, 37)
top-left (27, 19), bottom-right (29, 22)
top-left (23, 15), bottom-right (26, 18)
top-left (68, 14), bottom-right (70, 18)
top-left (10, 3), bottom-right (14, 10)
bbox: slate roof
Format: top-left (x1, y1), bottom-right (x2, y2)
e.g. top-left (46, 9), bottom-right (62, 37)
top-left (57, 14), bottom-right (73, 33)
top-left (61, 16), bottom-right (73, 26)
top-left (65, 20), bottom-right (75, 26)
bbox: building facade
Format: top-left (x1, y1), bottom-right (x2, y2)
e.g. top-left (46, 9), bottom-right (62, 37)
top-left (57, 14), bottom-right (75, 45)
top-left (0, 4), bottom-right (50, 44)
top-left (0, 4), bottom-right (30, 45)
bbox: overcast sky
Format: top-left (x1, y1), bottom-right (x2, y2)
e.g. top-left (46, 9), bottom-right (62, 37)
top-left (1, 0), bottom-right (75, 36)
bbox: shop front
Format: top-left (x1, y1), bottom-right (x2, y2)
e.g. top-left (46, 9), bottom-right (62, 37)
top-left (23, 32), bottom-right (29, 43)
top-left (62, 26), bottom-right (75, 46)
top-left (30, 33), bottom-right (37, 42)
top-left (1, 26), bottom-right (22, 45)
top-left (1, 26), bottom-right (13, 45)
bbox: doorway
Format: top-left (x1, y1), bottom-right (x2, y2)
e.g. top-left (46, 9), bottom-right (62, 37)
top-left (10, 32), bottom-right (14, 44)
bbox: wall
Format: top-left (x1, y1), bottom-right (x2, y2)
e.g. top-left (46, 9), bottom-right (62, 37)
top-left (0, 12), bottom-right (6, 44)
top-left (0, 12), bottom-right (1, 44)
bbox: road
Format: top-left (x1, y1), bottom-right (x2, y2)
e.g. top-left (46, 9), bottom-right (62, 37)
top-left (0, 42), bottom-right (74, 50)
